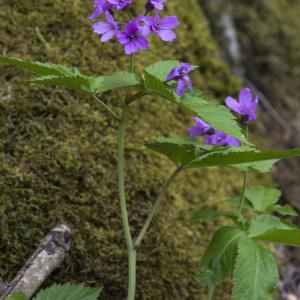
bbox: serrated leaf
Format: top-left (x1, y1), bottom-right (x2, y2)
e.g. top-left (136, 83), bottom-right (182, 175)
top-left (225, 197), bottom-right (254, 210)
top-left (198, 227), bottom-right (244, 286)
top-left (143, 71), bottom-right (178, 101)
top-left (145, 60), bottom-right (197, 81)
top-left (142, 70), bottom-right (246, 143)
top-left (188, 147), bottom-right (300, 169)
top-left (0, 55), bottom-right (139, 94)
top-left (182, 95), bottom-right (247, 143)
top-left (232, 237), bottom-right (279, 300)
top-left (253, 229), bottom-right (300, 247)
top-left (31, 75), bottom-right (92, 92)
top-left (272, 204), bottom-right (298, 216)
top-left (245, 186), bottom-right (281, 213)
top-left (248, 215), bottom-right (293, 237)
top-left (192, 209), bottom-right (239, 222)
top-left (0, 55), bottom-right (79, 77)
top-left (145, 137), bottom-right (300, 169)
top-left (32, 283), bottom-right (102, 300)
top-left (230, 159), bottom-right (278, 173)
top-left (90, 72), bottom-right (139, 93)
top-left (5, 293), bottom-right (27, 300)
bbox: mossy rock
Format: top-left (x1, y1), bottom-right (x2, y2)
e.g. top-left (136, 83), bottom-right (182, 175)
top-left (0, 0), bottom-right (268, 299)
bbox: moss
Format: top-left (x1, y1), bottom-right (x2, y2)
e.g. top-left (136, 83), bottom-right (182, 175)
top-left (0, 0), bottom-right (269, 299)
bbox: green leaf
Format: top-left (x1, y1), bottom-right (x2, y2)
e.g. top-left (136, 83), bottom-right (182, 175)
top-left (143, 71), bottom-right (178, 101)
top-left (89, 72), bottom-right (139, 93)
top-left (253, 229), bottom-right (300, 247)
top-left (145, 60), bottom-right (198, 81)
top-left (271, 204), bottom-right (298, 216)
top-left (145, 137), bottom-right (300, 169)
top-left (32, 283), bottom-right (102, 300)
top-left (142, 69), bottom-right (246, 143)
top-left (230, 159), bottom-right (278, 173)
top-left (182, 95), bottom-right (247, 143)
top-left (5, 293), bottom-right (27, 300)
top-left (0, 55), bottom-right (139, 94)
top-left (188, 147), bottom-right (300, 169)
top-left (245, 186), bottom-right (281, 213)
top-left (248, 215), bottom-right (293, 237)
top-left (225, 197), bottom-right (254, 211)
top-left (192, 209), bottom-right (239, 222)
top-left (232, 237), bottom-right (279, 300)
top-left (0, 55), bottom-right (79, 77)
top-left (31, 75), bottom-right (92, 93)
top-left (198, 227), bottom-right (244, 286)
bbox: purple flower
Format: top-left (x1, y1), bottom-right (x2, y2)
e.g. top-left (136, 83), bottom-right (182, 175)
top-left (90, 0), bottom-right (113, 20)
top-left (204, 131), bottom-right (240, 147)
top-left (188, 117), bottom-right (214, 138)
top-left (225, 88), bottom-right (259, 123)
top-left (108, 0), bottom-right (132, 11)
top-left (149, 12), bottom-right (179, 42)
top-left (117, 21), bottom-right (150, 55)
top-left (135, 16), bottom-right (152, 36)
top-left (92, 12), bottom-right (119, 42)
top-left (166, 63), bottom-right (193, 97)
top-left (146, 0), bottom-right (167, 12)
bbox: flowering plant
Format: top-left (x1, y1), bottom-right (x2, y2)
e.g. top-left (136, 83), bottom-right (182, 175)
top-left (1, 1), bottom-right (300, 299)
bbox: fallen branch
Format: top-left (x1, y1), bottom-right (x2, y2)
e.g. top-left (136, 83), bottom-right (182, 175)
top-left (0, 224), bottom-right (72, 300)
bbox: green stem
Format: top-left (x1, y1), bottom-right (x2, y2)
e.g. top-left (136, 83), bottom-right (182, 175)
top-left (238, 125), bottom-right (249, 216)
top-left (129, 55), bottom-right (134, 74)
top-left (117, 54), bottom-right (136, 300)
top-left (118, 102), bottom-right (136, 300)
top-left (93, 94), bottom-right (120, 120)
top-left (208, 286), bottom-right (215, 300)
top-left (238, 171), bottom-right (248, 215)
top-left (134, 168), bottom-right (181, 248)
top-left (126, 91), bottom-right (146, 105)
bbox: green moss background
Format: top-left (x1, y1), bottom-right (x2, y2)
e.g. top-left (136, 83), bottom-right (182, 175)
top-left (0, 0), bottom-right (268, 299)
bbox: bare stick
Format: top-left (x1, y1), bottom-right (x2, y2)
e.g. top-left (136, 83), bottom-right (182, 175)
top-left (0, 224), bottom-right (72, 300)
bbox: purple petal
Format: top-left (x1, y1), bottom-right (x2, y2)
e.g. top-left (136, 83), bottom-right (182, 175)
top-left (239, 88), bottom-right (252, 108)
top-left (158, 16), bottom-right (180, 30)
top-left (125, 21), bottom-right (139, 35)
top-left (181, 63), bottom-right (193, 72)
top-left (166, 67), bottom-right (180, 80)
top-left (89, 10), bottom-right (101, 20)
top-left (225, 96), bottom-right (242, 114)
top-left (117, 32), bottom-right (129, 45)
top-left (136, 16), bottom-right (152, 36)
top-left (225, 136), bottom-right (241, 147)
top-left (105, 11), bottom-right (115, 23)
top-left (188, 126), bottom-right (204, 138)
top-left (156, 29), bottom-right (176, 41)
top-left (135, 36), bottom-right (149, 50)
top-left (101, 30), bottom-right (115, 42)
top-left (124, 42), bottom-right (138, 55)
top-left (93, 22), bottom-right (112, 34)
top-left (176, 78), bottom-right (186, 97)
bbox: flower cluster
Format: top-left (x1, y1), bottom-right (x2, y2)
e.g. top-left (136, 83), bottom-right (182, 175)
top-left (90, 0), bottom-right (179, 55)
top-left (188, 117), bottom-right (240, 147)
top-left (188, 88), bottom-right (259, 146)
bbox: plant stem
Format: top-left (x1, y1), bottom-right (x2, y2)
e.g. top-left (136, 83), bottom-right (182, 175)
top-left (93, 94), bottom-right (120, 120)
top-left (238, 171), bottom-right (248, 214)
top-left (208, 286), bottom-right (215, 300)
top-left (117, 54), bottom-right (137, 300)
top-left (134, 168), bottom-right (181, 248)
top-left (117, 102), bottom-right (136, 300)
top-left (238, 125), bottom-right (249, 216)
